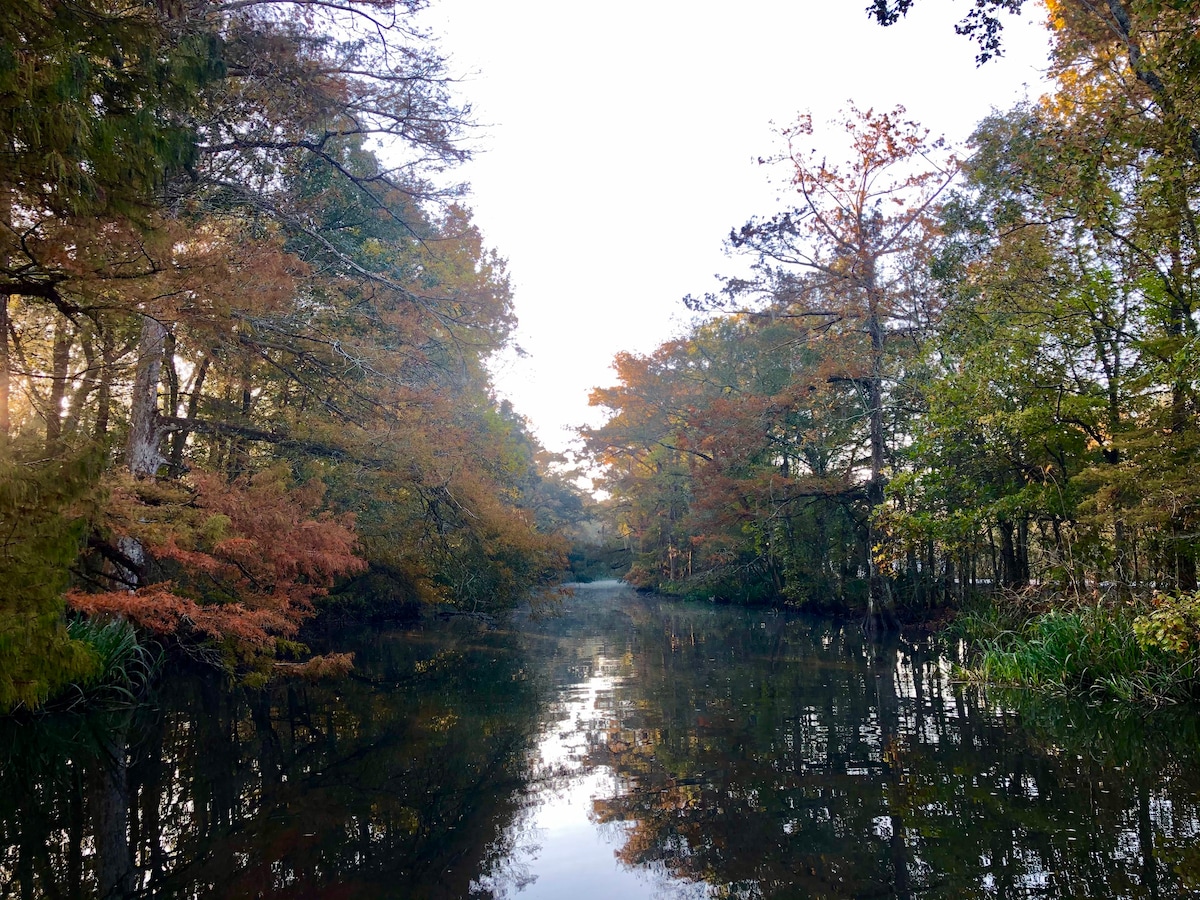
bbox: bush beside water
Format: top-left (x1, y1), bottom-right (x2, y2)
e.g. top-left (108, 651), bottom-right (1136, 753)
top-left (952, 591), bottom-right (1200, 703)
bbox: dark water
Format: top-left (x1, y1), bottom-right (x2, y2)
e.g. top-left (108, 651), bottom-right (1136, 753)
top-left (4, 582), bottom-right (1200, 899)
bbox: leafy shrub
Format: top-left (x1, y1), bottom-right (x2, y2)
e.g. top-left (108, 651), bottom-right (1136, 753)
top-left (1133, 591), bottom-right (1200, 655)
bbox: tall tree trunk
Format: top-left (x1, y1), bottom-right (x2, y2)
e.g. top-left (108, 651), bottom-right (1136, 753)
top-left (1017, 517), bottom-right (1030, 586)
top-left (62, 323), bottom-right (101, 439)
top-left (227, 361), bottom-right (254, 478)
top-left (0, 186), bottom-right (11, 442)
top-left (1172, 525), bottom-right (1197, 592)
top-left (126, 316), bottom-right (168, 479)
top-left (865, 292), bottom-right (897, 635)
top-left (120, 316), bottom-right (168, 584)
top-left (94, 326), bottom-right (117, 440)
top-left (170, 354), bottom-right (210, 472)
top-left (998, 519), bottom-right (1030, 589)
top-left (0, 294), bottom-right (9, 441)
top-left (998, 520), bottom-right (1016, 588)
top-left (1163, 229), bottom-right (1197, 591)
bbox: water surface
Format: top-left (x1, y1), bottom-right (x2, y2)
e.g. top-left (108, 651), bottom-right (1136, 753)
top-left (4, 581), bottom-right (1200, 898)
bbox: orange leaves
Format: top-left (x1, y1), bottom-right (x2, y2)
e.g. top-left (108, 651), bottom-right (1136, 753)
top-left (78, 468), bottom-right (366, 657)
top-left (5, 0), bottom-right (574, 696)
top-left (185, 470), bottom-right (365, 598)
top-left (275, 651), bottom-right (356, 682)
top-left (756, 105), bottom-right (956, 280)
top-left (68, 585), bottom-right (294, 648)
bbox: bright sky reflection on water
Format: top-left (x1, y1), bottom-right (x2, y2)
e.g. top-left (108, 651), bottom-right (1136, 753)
top-left (7, 580), bottom-right (1200, 898)
top-left (477, 650), bottom-right (711, 899)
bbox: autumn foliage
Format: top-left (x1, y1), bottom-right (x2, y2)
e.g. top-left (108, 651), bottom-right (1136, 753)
top-left (587, 0), bottom-right (1200, 622)
top-left (67, 471), bottom-right (365, 658)
top-left (0, 0), bottom-right (583, 709)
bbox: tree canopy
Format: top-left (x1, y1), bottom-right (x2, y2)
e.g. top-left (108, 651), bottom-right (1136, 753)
top-left (586, 0), bottom-right (1200, 617)
top-left (0, 0), bottom-right (580, 708)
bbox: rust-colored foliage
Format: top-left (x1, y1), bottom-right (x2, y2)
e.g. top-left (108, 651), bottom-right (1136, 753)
top-left (69, 585), bottom-right (290, 649)
top-left (275, 651), bottom-right (356, 682)
top-left (0, 0), bottom-right (592, 706)
top-left (69, 470), bottom-right (365, 657)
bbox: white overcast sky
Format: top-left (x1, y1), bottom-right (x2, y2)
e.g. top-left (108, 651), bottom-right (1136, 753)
top-left (417, 0), bottom-right (1053, 460)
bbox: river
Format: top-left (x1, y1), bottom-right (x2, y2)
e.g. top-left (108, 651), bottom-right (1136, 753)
top-left (3, 580), bottom-right (1200, 898)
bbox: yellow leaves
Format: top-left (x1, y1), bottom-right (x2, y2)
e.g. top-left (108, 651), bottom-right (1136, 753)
top-left (1044, 0), bottom-right (1068, 33)
top-left (1133, 591), bottom-right (1200, 656)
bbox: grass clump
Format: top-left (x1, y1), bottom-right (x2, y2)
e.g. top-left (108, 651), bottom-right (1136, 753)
top-left (952, 593), bottom-right (1200, 703)
top-left (50, 617), bottom-right (161, 711)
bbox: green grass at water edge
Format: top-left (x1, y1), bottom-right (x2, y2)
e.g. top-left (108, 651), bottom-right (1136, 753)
top-left (953, 600), bottom-right (1200, 703)
top-left (52, 618), bottom-right (161, 711)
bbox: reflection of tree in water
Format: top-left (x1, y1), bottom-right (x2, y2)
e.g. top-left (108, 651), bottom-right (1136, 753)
top-left (577, 597), bottom-right (1200, 899)
top-left (6, 590), bottom-right (1200, 899)
top-left (0, 709), bottom-right (141, 900)
top-left (0, 621), bottom-right (547, 899)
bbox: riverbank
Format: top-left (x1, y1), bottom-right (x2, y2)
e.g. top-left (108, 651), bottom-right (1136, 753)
top-left (945, 589), bottom-right (1200, 703)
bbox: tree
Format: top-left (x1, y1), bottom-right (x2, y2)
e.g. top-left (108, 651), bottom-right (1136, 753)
top-left (728, 106), bottom-right (955, 629)
top-left (69, 468), bottom-right (365, 670)
top-left (867, 0), bottom-right (1025, 63)
top-left (0, 448), bottom-right (103, 710)
top-left (920, 21), bottom-right (1200, 590)
top-left (874, 0), bottom-right (1200, 166)
top-left (585, 306), bottom-right (876, 607)
top-left (0, 0), bottom-right (571, 701)
top-left (582, 2), bottom-right (1200, 621)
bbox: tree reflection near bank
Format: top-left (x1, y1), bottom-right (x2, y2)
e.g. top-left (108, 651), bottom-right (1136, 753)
top-left (560, 593), bottom-right (1200, 899)
top-left (0, 620), bottom-right (545, 899)
top-left (5, 586), bottom-right (1200, 899)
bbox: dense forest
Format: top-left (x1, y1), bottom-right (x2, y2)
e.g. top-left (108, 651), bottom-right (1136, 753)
top-left (8, 4), bottom-right (1200, 895)
top-left (0, 0), bottom-right (591, 711)
top-left (583, 0), bottom-right (1200, 642)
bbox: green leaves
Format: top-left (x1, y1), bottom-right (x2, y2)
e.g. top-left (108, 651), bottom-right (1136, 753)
top-left (0, 446), bottom-right (106, 711)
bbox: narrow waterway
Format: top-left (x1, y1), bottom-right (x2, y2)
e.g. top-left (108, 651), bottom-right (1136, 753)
top-left (4, 581), bottom-right (1200, 898)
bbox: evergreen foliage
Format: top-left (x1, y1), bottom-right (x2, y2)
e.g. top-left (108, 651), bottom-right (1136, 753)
top-left (0, 446), bottom-right (103, 710)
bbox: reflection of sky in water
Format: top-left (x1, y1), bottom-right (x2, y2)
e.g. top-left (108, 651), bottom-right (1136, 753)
top-left (476, 656), bottom-right (711, 899)
top-left (472, 584), bottom-right (1200, 899)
